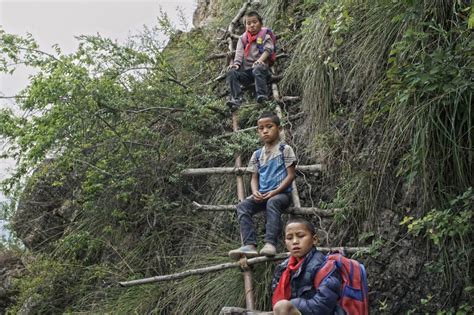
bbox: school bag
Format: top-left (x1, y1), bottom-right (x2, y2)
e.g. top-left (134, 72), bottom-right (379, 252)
top-left (241, 27), bottom-right (277, 66)
top-left (314, 253), bottom-right (369, 315)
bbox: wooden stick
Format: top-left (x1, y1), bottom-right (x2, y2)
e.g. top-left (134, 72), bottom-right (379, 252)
top-left (226, 2), bottom-right (255, 309)
top-left (206, 51), bottom-right (236, 61)
top-left (192, 202), bottom-right (342, 216)
top-left (213, 112), bottom-right (305, 140)
top-left (279, 96), bottom-right (301, 103)
top-left (206, 73), bottom-right (227, 85)
top-left (182, 164), bottom-right (323, 176)
top-left (118, 247), bottom-right (369, 287)
top-left (227, 1), bottom-right (251, 34)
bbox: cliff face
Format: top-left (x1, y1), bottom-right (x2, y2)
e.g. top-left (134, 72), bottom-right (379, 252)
top-left (11, 159), bottom-right (77, 252)
top-left (0, 251), bottom-right (24, 314)
top-left (2, 0), bottom-right (472, 313)
top-left (193, 0), bottom-right (220, 28)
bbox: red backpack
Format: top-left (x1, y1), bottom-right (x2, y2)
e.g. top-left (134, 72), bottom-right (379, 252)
top-left (314, 253), bottom-right (369, 315)
top-left (241, 27), bottom-right (277, 66)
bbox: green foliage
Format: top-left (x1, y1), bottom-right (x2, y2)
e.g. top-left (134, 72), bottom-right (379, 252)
top-left (403, 188), bottom-right (473, 246)
top-left (10, 257), bottom-right (113, 314)
top-left (54, 231), bottom-right (104, 264)
top-left (401, 188), bottom-right (473, 305)
top-left (282, 0), bottom-right (409, 139)
top-left (1, 0), bottom-right (473, 313)
top-left (381, 19), bottom-right (473, 200)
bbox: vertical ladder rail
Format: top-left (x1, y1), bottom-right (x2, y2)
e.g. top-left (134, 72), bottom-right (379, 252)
top-left (233, 113), bottom-right (256, 310)
top-left (228, 1), bottom-right (255, 310)
top-left (271, 68), bottom-right (302, 209)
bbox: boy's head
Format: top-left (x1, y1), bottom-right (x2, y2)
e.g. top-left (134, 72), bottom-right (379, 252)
top-left (245, 11), bottom-right (263, 35)
top-left (284, 218), bottom-right (318, 261)
top-left (257, 112), bottom-right (281, 145)
top-left (258, 111), bottom-right (280, 126)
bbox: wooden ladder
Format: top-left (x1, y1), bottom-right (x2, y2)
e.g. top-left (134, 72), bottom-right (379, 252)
top-left (180, 2), bottom-right (337, 309)
top-left (119, 3), bottom-right (369, 311)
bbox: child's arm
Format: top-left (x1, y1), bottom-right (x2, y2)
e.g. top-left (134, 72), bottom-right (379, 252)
top-left (261, 164), bottom-right (295, 200)
top-left (253, 50), bottom-right (270, 66)
top-left (253, 34), bottom-right (274, 66)
top-left (251, 172), bottom-right (264, 201)
top-left (230, 36), bottom-right (245, 69)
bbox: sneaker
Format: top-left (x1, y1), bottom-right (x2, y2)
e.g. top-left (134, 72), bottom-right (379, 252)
top-left (228, 245), bottom-right (259, 260)
top-left (256, 95), bottom-right (268, 104)
top-left (226, 98), bottom-right (242, 112)
top-left (259, 243), bottom-right (276, 256)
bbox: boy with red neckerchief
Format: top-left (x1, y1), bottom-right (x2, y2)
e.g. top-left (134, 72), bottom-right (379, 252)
top-left (272, 218), bottom-right (344, 315)
top-left (226, 11), bottom-right (275, 111)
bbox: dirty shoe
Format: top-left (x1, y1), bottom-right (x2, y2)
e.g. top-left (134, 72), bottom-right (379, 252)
top-left (226, 98), bottom-right (242, 112)
top-left (259, 243), bottom-right (276, 256)
top-left (228, 245), bottom-right (258, 260)
top-left (256, 95), bottom-right (268, 104)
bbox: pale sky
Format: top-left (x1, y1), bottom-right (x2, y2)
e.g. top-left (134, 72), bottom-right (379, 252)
top-left (0, 0), bottom-right (196, 96)
top-left (0, 0), bottom-right (197, 209)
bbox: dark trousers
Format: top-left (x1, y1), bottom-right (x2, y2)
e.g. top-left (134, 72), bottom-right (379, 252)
top-left (226, 65), bottom-right (270, 100)
top-left (236, 193), bottom-right (291, 246)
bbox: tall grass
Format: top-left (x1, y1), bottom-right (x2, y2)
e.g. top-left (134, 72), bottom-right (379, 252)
top-left (282, 0), bottom-right (410, 147)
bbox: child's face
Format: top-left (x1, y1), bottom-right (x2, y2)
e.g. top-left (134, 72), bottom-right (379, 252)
top-left (257, 117), bottom-right (281, 145)
top-left (285, 222), bottom-right (317, 261)
top-left (246, 15), bottom-right (262, 35)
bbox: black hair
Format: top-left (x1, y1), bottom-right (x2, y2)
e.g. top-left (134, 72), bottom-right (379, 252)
top-left (245, 11), bottom-right (263, 24)
top-left (258, 111), bottom-right (280, 126)
top-left (285, 218), bottom-right (316, 236)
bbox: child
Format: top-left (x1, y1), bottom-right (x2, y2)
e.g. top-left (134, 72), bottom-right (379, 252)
top-left (226, 11), bottom-right (275, 111)
top-left (271, 218), bottom-right (343, 315)
top-left (229, 112), bottom-right (296, 259)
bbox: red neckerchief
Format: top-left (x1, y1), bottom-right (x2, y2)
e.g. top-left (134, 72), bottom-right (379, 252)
top-left (244, 31), bottom-right (258, 58)
top-left (272, 256), bottom-right (305, 306)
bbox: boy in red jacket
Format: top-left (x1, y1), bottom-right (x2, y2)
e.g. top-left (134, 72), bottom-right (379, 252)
top-left (226, 11), bottom-right (274, 111)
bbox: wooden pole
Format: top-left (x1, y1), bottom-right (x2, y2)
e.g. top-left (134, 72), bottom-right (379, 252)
top-left (181, 164), bottom-right (323, 176)
top-left (192, 202), bottom-right (343, 217)
top-left (118, 247), bottom-right (370, 287)
top-left (228, 1), bottom-right (255, 310)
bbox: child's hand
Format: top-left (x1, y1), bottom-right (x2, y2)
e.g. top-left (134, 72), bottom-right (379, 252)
top-left (253, 59), bottom-right (265, 67)
top-left (261, 190), bottom-right (276, 200)
top-left (227, 64), bottom-right (239, 70)
top-left (252, 191), bottom-right (265, 202)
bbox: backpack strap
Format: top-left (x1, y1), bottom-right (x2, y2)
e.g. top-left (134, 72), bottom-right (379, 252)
top-left (279, 143), bottom-right (286, 166)
top-left (314, 255), bottom-right (338, 288)
top-left (241, 32), bottom-right (248, 48)
top-left (255, 148), bottom-right (262, 169)
top-left (255, 28), bottom-right (268, 54)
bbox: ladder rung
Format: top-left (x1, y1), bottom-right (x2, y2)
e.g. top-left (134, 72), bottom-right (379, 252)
top-left (182, 164), bottom-right (323, 176)
top-left (192, 202), bottom-right (341, 217)
top-left (118, 247), bottom-right (370, 287)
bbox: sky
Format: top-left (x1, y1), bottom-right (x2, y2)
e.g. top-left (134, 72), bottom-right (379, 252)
top-left (0, 0), bottom-right (197, 237)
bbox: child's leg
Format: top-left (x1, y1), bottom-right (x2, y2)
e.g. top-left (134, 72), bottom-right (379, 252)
top-left (252, 65), bottom-right (270, 99)
top-left (273, 300), bottom-right (301, 315)
top-left (236, 197), bottom-right (266, 246)
top-left (264, 193), bottom-right (291, 246)
top-left (226, 69), bottom-right (254, 101)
